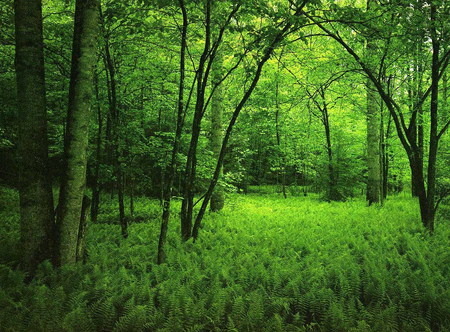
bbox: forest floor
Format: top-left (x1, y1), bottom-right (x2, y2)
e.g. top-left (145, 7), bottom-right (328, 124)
top-left (0, 186), bottom-right (450, 331)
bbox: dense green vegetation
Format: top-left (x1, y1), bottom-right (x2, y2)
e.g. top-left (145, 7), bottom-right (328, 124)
top-left (0, 0), bottom-right (449, 330)
top-left (1, 187), bottom-right (450, 331)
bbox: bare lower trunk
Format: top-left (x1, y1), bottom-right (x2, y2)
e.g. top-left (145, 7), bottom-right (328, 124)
top-left (14, 0), bottom-right (55, 276)
top-left (101, 6), bottom-right (127, 238)
top-left (275, 70), bottom-right (287, 199)
top-left (157, 0), bottom-right (188, 264)
top-left (76, 195), bottom-right (91, 263)
top-left (91, 74), bottom-right (102, 223)
top-left (366, 80), bottom-right (382, 205)
top-left (210, 53), bottom-right (225, 211)
top-left (56, 0), bottom-right (99, 266)
top-left (180, 0), bottom-right (212, 241)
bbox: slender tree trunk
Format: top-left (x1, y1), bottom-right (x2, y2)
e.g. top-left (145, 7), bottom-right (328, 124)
top-left (380, 97), bottom-right (386, 199)
top-left (275, 69), bottom-right (287, 199)
top-left (443, 72), bottom-right (448, 125)
top-left (56, 0), bottom-right (100, 265)
top-left (366, 79), bottom-right (382, 204)
top-left (210, 53), bottom-right (225, 211)
top-left (425, 3), bottom-right (440, 232)
top-left (14, 0), bottom-right (55, 276)
top-left (180, 0), bottom-right (211, 240)
top-left (129, 178), bottom-right (134, 218)
top-left (365, 0), bottom-right (382, 205)
top-left (382, 112), bottom-right (392, 198)
top-left (317, 88), bottom-right (341, 201)
top-left (91, 73), bottom-right (103, 223)
top-left (76, 195), bottom-right (91, 263)
top-left (323, 104), bottom-right (338, 201)
top-left (157, 0), bottom-right (187, 264)
top-left (191, 18), bottom-right (296, 240)
top-left (408, 153), bottom-right (429, 226)
top-left (101, 8), bottom-right (127, 238)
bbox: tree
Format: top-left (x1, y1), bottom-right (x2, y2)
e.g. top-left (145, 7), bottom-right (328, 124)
top-left (157, 0), bottom-right (188, 264)
top-left (306, 1), bottom-right (450, 231)
top-left (209, 52), bottom-right (225, 211)
top-left (192, 0), bottom-right (310, 240)
top-left (56, 0), bottom-right (100, 265)
top-left (365, 37), bottom-right (383, 205)
top-left (14, 0), bottom-right (55, 276)
top-left (100, 6), bottom-right (127, 238)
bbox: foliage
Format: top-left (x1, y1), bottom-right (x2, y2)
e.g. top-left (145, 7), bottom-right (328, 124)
top-left (1, 188), bottom-right (449, 331)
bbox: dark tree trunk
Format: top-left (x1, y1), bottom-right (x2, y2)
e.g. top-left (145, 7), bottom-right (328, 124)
top-left (101, 7), bottom-right (127, 238)
top-left (382, 112), bottom-right (392, 199)
top-left (157, 0), bottom-right (188, 264)
top-left (210, 52), bottom-right (226, 210)
top-left (129, 178), bottom-right (134, 218)
top-left (76, 195), bottom-right (91, 263)
top-left (14, 0), bottom-right (55, 276)
top-left (366, 80), bottom-right (382, 205)
top-left (180, 0), bottom-right (212, 241)
top-left (56, 0), bottom-right (100, 265)
top-left (275, 68), bottom-right (287, 199)
top-left (365, 0), bottom-right (383, 205)
top-left (91, 73), bottom-right (103, 223)
top-left (191, 16), bottom-right (298, 240)
top-left (425, 3), bottom-right (440, 232)
top-left (323, 105), bottom-right (338, 201)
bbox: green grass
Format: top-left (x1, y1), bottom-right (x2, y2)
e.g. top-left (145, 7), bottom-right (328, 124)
top-left (0, 187), bottom-right (449, 331)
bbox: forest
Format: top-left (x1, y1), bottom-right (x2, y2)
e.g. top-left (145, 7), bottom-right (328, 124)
top-left (0, 0), bottom-right (449, 330)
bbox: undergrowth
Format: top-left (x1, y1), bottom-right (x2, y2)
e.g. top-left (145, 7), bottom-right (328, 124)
top-left (0, 187), bottom-right (449, 331)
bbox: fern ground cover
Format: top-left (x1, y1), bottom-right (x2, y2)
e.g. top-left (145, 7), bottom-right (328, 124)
top-left (1, 187), bottom-right (450, 331)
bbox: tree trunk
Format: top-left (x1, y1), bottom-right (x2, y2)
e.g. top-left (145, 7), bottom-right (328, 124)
top-left (14, 0), bottom-right (55, 276)
top-left (91, 73), bottom-right (103, 223)
top-left (275, 67), bottom-right (287, 199)
top-left (425, 3), bottom-right (440, 232)
top-left (323, 105), bottom-right (338, 201)
top-left (382, 112), bottom-right (392, 198)
top-left (191, 17), bottom-right (296, 240)
top-left (366, 79), bottom-right (382, 205)
top-left (129, 178), bottom-right (134, 218)
top-left (56, 0), bottom-right (100, 265)
top-left (180, 0), bottom-right (211, 241)
top-left (157, 0), bottom-right (188, 264)
top-left (366, 80), bottom-right (382, 205)
top-left (101, 7), bottom-right (127, 238)
top-left (76, 195), bottom-right (91, 263)
top-left (365, 0), bottom-right (383, 205)
top-left (210, 53), bottom-right (225, 211)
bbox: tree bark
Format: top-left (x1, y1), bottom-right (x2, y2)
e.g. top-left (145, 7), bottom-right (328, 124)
top-left (91, 73), bottom-right (103, 223)
top-left (210, 52), bottom-right (225, 211)
top-left (14, 0), bottom-right (55, 276)
top-left (366, 79), bottom-right (382, 205)
top-left (382, 112), bottom-right (392, 198)
top-left (76, 195), bottom-right (91, 263)
top-left (365, 20), bottom-right (383, 205)
top-left (322, 101), bottom-right (339, 201)
top-left (157, 0), bottom-right (188, 264)
top-left (275, 65), bottom-right (287, 199)
top-left (100, 7), bottom-right (127, 238)
top-left (425, 2), bottom-right (440, 232)
top-left (56, 0), bottom-right (99, 265)
top-left (180, 0), bottom-right (212, 241)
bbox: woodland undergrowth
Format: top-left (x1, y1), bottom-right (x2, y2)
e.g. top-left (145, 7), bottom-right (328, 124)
top-left (0, 186), bottom-right (449, 331)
